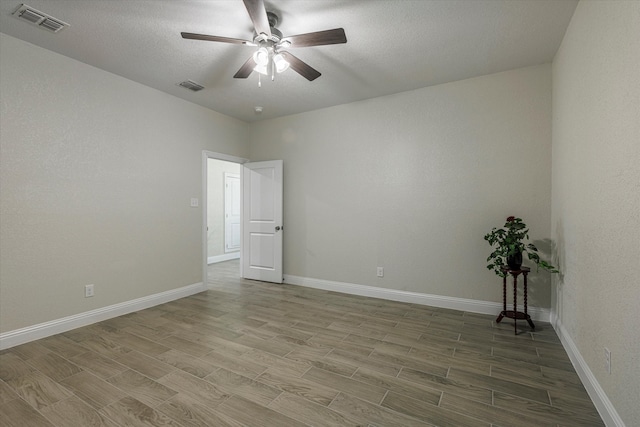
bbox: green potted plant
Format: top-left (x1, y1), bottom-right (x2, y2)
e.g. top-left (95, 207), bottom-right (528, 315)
top-left (484, 216), bottom-right (559, 277)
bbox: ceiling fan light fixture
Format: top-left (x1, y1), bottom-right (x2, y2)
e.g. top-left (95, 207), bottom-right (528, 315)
top-left (254, 63), bottom-right (269, 75)
top-left (252, 47), bottom-right (269, 66)
top-left (273, 53), bottom-right (289, 73)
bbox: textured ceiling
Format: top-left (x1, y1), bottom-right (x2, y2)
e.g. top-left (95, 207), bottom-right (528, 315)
top-left (0, 0), bottom-right (578, 122)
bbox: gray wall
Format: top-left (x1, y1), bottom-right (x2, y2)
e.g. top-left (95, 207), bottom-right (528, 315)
top-left (248, 64), bottom-right (553, 307)
top-left (0, 33), bottom-right (248, 333)
top-left (551, 1), bottom-right (640, 424)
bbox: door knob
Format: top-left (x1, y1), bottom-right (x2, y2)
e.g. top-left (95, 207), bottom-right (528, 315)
top-left (275, 226), bottom-right (281, 231)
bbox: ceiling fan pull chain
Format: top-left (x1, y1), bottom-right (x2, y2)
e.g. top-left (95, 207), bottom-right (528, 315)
top-left (258, 73), bottom-right (261, 88)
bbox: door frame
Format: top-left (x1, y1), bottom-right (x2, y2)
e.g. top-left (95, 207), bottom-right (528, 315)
top-left (202, 151), bottom-right (249, 287)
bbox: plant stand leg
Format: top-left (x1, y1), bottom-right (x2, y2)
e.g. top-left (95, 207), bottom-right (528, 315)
top-left (524, 272), bottom-right (535, 330)
top-left (513, 274), bottom-right (518, 335)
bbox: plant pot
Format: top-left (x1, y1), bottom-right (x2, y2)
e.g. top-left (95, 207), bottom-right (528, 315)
top-left (506, 251), bottom-right (523, 270)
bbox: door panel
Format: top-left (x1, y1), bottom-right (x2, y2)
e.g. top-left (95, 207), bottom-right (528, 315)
top-left (242, 160), bottom-right (283, 283)
top-left (224, 173), bottom-right (241, 252)
top-left (249, 167), bottom-right (275, 220)
top-left (249, 233), bottom-right (275, 269)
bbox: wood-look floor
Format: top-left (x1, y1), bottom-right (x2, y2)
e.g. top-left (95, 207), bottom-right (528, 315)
top-left (0, 260), bottom-right (604, 427)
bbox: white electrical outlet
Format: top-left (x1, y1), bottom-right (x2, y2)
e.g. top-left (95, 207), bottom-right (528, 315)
top-left (190, 198), bottom-right (199, 207)
top-left (85, 284), bottom-right (94, 298)
top-left (377, 267), bottom-right (384, 277)
top-left (604, 347), bottom-right (611, 374)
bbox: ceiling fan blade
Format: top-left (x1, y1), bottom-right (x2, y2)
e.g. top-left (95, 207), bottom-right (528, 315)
top-left (234, 56), bottom-right (257, 78)
top-left (181, 32), bottom-right (254, 45)
top-left (243, 0), bottom-right (271, 37)
top-left (283, 28), bottom-right (347, 48)
top-left (279, 52), bottom-right (321, 81)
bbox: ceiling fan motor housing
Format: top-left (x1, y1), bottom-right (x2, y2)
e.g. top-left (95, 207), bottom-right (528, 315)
top-left (254, 11), bottom-right (283, 44)
top-left (266, 11), bottom-right (279, 29)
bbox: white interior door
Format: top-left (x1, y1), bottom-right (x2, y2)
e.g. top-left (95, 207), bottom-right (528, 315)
top-left (224, 173), bottom-right (241, 253)
top-left (242, 160), bottom-right (283, 283)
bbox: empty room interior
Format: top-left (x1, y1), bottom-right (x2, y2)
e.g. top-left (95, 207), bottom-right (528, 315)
top-left (0, 1), bottom-right (638, 426)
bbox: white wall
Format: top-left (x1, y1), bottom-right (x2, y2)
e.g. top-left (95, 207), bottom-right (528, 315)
top-left (0, 34), bottom-right (248, 333)
top-left (551, 1), bottom-right (640, 425)
top-left (207, 159), bottom-right (241, 259)
top-left (249, 64), bottom-right (553, 308)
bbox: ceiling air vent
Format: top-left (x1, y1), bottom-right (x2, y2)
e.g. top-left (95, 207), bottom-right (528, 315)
top-left (178, 80), bottom-right (205, 92)
top-left (13, 4), bottom-right (69, 33)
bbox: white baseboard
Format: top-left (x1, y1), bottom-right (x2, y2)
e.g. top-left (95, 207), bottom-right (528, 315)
top-left (552, 316), bottom-right (625, 427)
top-left (283, 274), bottom-right (550, 322)
top-left (0, 282), bottom-right (206, 350)
top-left (207, 252), bottom-right (240, 265)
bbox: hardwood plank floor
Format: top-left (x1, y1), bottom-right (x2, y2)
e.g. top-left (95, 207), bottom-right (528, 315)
top-left (0, 260), bottom-right (604, 426)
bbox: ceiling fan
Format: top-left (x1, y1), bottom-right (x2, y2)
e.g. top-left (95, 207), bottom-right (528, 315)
top-left (181, 0), bottom-right (347, 82)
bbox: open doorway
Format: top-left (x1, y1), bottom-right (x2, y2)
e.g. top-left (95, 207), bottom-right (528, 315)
top-left (202, 151), bottom-right (248, 286)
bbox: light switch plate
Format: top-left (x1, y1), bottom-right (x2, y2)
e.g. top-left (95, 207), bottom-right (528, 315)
top-left (190, 198), bottom-right (199, 207)
top-left (85, 284), bottom-right (94, 298)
